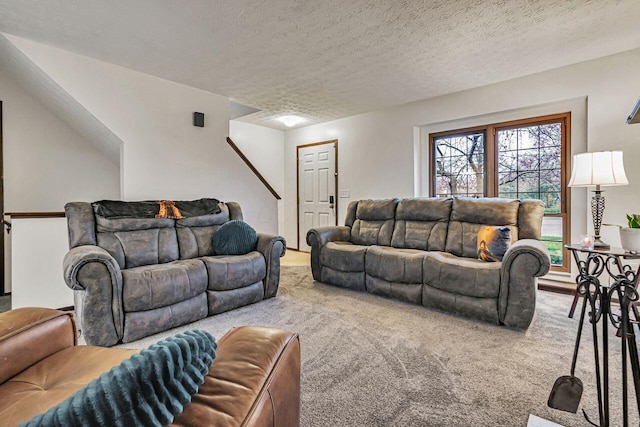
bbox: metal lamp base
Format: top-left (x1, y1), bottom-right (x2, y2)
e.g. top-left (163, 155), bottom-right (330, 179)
top-left (591, 188), bottom-right (609, 250)
top-left (593, 237), bottom-right (610, 250)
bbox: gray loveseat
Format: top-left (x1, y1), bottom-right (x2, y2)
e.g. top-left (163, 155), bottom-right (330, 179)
top-left (307, 197), bottom-right (551, 328)
top-left (63, 201), bottom-right (286, 346)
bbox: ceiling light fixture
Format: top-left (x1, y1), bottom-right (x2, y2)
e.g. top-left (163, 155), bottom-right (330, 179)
top-left (277, 115), bottom-right (306, 127)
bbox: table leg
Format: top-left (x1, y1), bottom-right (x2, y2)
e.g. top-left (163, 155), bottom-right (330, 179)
top-left (627, 319), bottom-right (640, 417)
top-left (569, 293), bottom-right (580, 318)
top-left (569, 249), bottom-right (583, 318)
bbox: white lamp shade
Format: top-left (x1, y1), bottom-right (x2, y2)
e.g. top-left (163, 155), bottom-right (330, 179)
top-left (568, 151), bottom-right (629, 187)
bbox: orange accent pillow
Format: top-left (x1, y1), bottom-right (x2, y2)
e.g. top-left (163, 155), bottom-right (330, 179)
top-left (478, 226), bottom-right (512, 262)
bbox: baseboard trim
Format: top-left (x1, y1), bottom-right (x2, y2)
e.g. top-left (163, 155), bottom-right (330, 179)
top-left (538, 280), bottom-right (575, 296)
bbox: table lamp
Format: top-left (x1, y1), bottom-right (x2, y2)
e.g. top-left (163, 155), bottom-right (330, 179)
top-left (568, 151), bottom-right (628, 249)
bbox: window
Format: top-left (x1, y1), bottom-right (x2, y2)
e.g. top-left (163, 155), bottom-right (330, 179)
top-left (429, 113), bottom-right (570, 271)
top-left (433, 131), bottom-right (485, 197)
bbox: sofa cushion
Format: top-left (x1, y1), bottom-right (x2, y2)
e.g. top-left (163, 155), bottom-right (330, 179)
top-left (518, 199), bottom-right (545, 240)
top-left (22, 330), bottom-right (216, 427)
top-left (202, 252), bottom-right (266, 291)
top-left (350, 199), bottom-right (398, 246)
top-left (175, 204), bottom-right (231, 259)
top-left (391, 198), bottom-right (452, 250)
top-left (423, 251), bottom-right (501, 298)
top-left (1, 346), bottom-right (139, 426)
top-left (207, 282), bottom-right (265, 315)
top-left (422, 284), bottom-right (499, 323)
top-left (365, 275), bottom-right (422, 304)
top-left (445, 197), bottom-right (519, 258)
top-left (97, 227), bottom-right (180, 269)
top-left (320, 267), bottom-right (365, 291)
top-left (123, 295), bottom-right (208, 343)
top-left (320, 242), bottom-right (368, 272)
top-left (176, 226), bottom-right (219, 259)
top-left (365, 246), bottom-right (425, 283)
top-left (212, 220), bottom-right (257, 255)
top-left (122, 259), bottom-right (208, 312)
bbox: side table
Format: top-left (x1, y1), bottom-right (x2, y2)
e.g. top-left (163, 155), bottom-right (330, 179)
top-left (559, 244), bottom-right (640, 426)
top-left (567, 245), bottom-right (640, 320)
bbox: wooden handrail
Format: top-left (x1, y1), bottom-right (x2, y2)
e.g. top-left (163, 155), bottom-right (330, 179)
top-left (226, 137), bottom-right (281, 200)
top-left (4, 212), bottom-right (65, 218)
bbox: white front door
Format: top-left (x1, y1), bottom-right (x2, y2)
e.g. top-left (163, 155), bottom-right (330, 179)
top-left (298, 141), bottom-right (337, 251)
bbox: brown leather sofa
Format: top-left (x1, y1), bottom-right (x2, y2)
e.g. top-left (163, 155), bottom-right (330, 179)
top-left (0, 308), bottom-right (300, 426)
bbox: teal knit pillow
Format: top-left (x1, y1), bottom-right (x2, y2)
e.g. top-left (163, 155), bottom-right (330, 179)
top-left (21, 330), bottom-right (217, 427)
top-left (213, 220), bottom-right (258, 255)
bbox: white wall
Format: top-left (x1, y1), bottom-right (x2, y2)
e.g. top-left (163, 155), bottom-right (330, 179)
top-left (0, 69), bottom-right (120, 211)
top-left (284, 48), bottom-right (640, 276)
top-left (229, 120), bottom-right (285, 236)
top-left (11, 218), bottom-right (71, 309)
top-left (0, 67), bottom-right (120, 294)
top-left (229, 121), bottom-right (285, 196)
top-left (7, 35), bottom-right (278, 234)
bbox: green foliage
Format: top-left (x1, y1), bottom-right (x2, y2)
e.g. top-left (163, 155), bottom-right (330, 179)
top-left (541, 237), bottom-right (563, 266)
top-left (627, 214), bottom-right (640, 229)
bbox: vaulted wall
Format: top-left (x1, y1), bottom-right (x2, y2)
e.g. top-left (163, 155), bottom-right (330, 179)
top-left (5, 34), bottom-right (278, 234)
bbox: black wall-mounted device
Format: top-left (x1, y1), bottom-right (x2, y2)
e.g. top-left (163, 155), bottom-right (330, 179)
top-left (193, 112), bottom-right (205, 127)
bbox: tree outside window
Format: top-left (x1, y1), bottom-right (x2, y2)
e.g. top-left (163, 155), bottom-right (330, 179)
top-left (430, 113), bottom-right (570, 270)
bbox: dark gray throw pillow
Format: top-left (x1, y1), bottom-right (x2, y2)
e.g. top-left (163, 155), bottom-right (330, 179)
top-left (21, 330), bottom-right (217, 427)
top-left (213, 220), bottom-right (258, 255)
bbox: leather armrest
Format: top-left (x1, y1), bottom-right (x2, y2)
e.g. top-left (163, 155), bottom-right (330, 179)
top-left (62, 246), bottom-right (124, 347)
top-left (256, 234), bottom-right (287, 298)
top-left (256, 233), bottom-right (287, 259)
top-left (501, 239), bottom-right (551, 278)
top-left (499, 239), bottom-right (551, 328)
top-left (171, 326), bottom-right (301, 427)
top-left (0, 308), bottom-right (76, 384)
top-left (306, 226), bottom-right (351, 249)
top-left (306, 226), bottom-right (351, 281)
top-left (63, 245), bottom-right (121, 291)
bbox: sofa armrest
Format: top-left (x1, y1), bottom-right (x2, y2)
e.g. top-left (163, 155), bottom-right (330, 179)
top-left (306, 226), bottom-right (351, 248)
top-left (0, 308), bottom-right (76, 385)
top-left (171, 327), bottom-right (300, 427)
top-left (499, 239), bottom-right (551, 329)
top-left (256, 234), bottom-right (287, 299)
top-left (63, 246), bottom-right (124, 346)
top-left (306, 226), bottom-right (351, 281)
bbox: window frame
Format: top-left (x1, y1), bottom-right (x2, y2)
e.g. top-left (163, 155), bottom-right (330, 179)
top-left (429, 112), bottom-right (571, 272)
top-left (429, 125), bottom-right (489, 198)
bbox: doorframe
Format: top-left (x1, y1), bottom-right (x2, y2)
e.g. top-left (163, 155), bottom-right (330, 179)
top-left (0, 101), bottom-right (5, 295)
top-left (296, 139), bottom-right (338, 251)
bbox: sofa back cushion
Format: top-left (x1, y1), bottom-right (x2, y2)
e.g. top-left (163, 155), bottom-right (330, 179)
top-left (350, 199), bottom-right (398, 246)
top-left (89, 202), bottom-right (234, 269)
top-left (391, 198), bottom-right (452, 251)
top-left (176, 204), bottom-right (231, 259)
top-left (96, 217), bottom-right (179, 269)
top-left (517, 199), bottom-right (545, 240)
top-left (444, 197), bottom-right (520, 258)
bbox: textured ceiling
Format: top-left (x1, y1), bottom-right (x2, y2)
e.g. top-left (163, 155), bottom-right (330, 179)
top-left (1, 0), bottom-right (640, 130)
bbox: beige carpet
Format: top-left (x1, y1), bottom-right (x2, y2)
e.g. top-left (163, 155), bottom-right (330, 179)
top-left (121, 266), bottom-right (639, 426)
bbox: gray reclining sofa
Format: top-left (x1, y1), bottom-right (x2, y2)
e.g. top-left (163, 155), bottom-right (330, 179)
top-left (307, 197), bottom-right (551, 328)
top-left (63, 201), bottom-right (286, 346)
